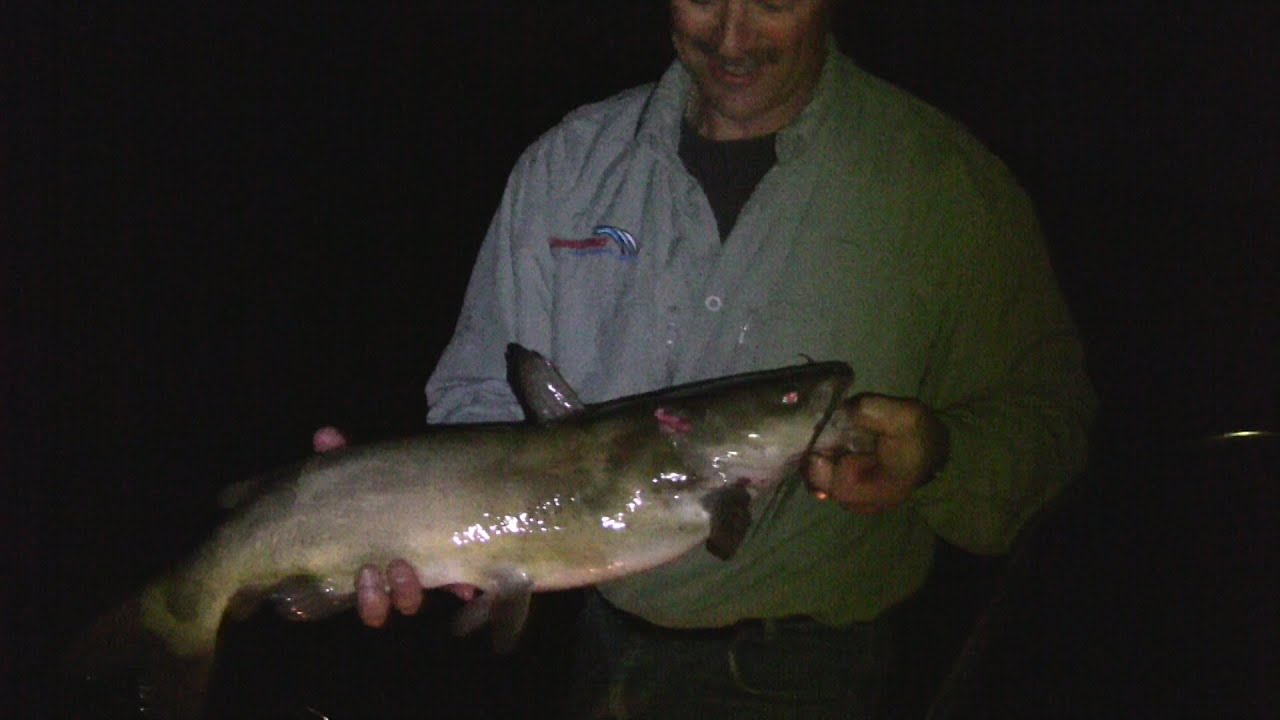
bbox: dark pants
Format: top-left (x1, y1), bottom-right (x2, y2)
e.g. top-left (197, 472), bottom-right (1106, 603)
top-left (563, 592), bottom-right (892, 720)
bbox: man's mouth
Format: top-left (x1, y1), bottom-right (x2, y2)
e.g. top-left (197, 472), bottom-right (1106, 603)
top-left (708, 57), bottom-right (760, 86)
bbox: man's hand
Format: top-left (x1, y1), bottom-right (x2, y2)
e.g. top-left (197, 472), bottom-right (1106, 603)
top-left (357, 559), bottom-right (432, 628)
top-left (804, 395), bottom-right (949, 515)
top-left (312, 427), bottom-right (478, 628)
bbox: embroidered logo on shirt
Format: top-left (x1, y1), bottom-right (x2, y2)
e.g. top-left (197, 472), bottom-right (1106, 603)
top-left (549, 225), bottom-right (638, 259)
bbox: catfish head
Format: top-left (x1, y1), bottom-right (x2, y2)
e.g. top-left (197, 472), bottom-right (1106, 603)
top-left (644, 361), bottom-right (854, 491)
top-left (507, 346), bottom-right (852, 560)
top-left (508, 344), bottom-right (852, 492)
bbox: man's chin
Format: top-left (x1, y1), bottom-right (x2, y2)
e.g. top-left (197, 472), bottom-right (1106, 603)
top-left (696, 99), bottom-right (777, 132)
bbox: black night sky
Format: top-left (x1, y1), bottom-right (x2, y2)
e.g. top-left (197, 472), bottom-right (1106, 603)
top-left (8, 2), bottom-right (1279, 717)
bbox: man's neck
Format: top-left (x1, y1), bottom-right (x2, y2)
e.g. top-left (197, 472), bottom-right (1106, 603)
top-left (685, 91), bottom-right (814, 141)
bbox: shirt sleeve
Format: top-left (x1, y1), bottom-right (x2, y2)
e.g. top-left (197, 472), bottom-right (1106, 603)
top-left (424, 144), bottom-right (555, 425)
top-left (908, 151), bottom-right (1096, 556)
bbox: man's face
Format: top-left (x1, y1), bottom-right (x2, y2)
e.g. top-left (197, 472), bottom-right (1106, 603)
top-left (670, 0), bottom-right (830, 140)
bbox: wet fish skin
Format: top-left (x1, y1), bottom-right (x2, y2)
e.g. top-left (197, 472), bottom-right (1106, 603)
top-left (71, 346), bottom-right (852, 716)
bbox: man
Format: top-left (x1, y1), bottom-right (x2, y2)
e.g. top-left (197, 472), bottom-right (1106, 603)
top-left (351, 1), bottom-right (1094, 716)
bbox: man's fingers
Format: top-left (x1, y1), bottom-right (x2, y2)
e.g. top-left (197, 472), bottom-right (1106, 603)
top-left (356, 565), bottom-right (391, 628)
top-left (845, 395), bottom-right (949, 483)
top-left (827, 455), bottom-right (880, 503)
top-left (313, 426), bottom-right (348, 453)
top-left (357, 560), bottom-right (434, 628)
top-left (387, 559), bottom-right (424, 615)
top-left (805, 453), bottom-right (836, 498)
top-left (809, 453), bottom-right (912, 511)
top-left (847, 394), bottom-right (918, 436)
top-left (807, 396), bottom-right (942, 514)
top-left (806, 452), bottom-right (879, 502)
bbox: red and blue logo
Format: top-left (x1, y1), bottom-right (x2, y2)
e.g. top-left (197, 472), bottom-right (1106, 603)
top-left (549, 225), bottom-right (638, 259)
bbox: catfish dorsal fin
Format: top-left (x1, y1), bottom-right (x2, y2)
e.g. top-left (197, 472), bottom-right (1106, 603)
top-left (506, 343), bottom-right (586, 423)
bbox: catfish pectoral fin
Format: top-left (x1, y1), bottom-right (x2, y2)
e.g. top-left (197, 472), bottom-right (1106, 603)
top-left (448, 568), bottom-right (534, 654)
top-left (702, 485), bottom-right (753, 560)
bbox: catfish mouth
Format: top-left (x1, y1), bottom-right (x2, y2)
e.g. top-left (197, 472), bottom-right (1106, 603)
top-left (805, 381), bottom-right (851, 457)
top-left (713, 375), bottom-right (853, 491)
top-left (727, 469), bottom-right (786, 492)
top-left (715, 446), bottom-right (816, 491)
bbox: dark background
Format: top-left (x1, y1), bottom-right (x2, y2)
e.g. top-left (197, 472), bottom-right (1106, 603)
top-left (7, 1), bottom-right (1278, 717)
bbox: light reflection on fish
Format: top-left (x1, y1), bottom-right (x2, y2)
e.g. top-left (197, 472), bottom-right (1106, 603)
top-left (68, 344), bottom-right (852, 717)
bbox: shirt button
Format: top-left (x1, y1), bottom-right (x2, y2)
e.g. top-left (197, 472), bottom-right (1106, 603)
top-left (704, 295), bottom-right (722, 312)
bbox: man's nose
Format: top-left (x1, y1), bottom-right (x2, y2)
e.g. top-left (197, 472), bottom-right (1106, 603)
top-left (709, 1), bottom-right (754, 58)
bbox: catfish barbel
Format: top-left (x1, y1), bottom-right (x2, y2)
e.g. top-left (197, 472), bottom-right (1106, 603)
top-left (68, 345), bottom-right (852, 716)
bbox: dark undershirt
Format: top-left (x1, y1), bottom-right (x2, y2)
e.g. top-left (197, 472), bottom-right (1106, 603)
top-left (678, 118), bottom-right (778, 242)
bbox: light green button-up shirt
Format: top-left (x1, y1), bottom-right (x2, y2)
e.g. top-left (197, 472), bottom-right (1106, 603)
top-left (425, 44), bottom-right (1095, 627)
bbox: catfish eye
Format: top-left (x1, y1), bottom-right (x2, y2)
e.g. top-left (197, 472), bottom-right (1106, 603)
top-left (781, 390), bottom-right (801, 405)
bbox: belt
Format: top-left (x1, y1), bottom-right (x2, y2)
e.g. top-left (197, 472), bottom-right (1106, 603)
top-left (604, 598), bottom-right (850, 639)
top-left (599, 598), bottom-right (885, 702)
